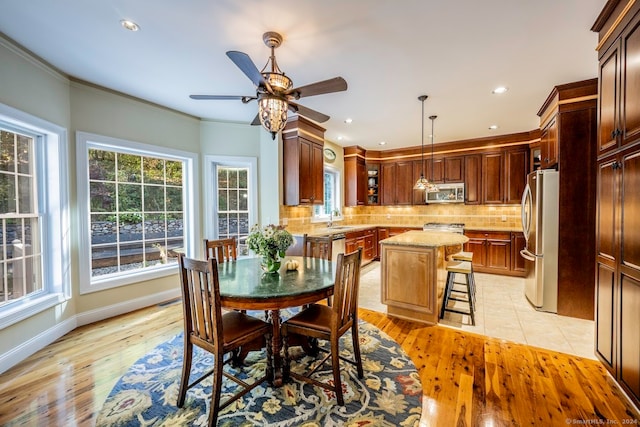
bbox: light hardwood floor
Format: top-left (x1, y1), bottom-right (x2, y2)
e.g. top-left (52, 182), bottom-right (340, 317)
top-left (0, 301), bottom-right (638, 426)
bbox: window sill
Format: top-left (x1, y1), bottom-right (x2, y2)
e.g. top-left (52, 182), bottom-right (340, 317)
top-left (80, 263), bottom-right (178, 295)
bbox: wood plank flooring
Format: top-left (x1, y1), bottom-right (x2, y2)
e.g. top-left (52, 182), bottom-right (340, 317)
top-left (0, 302), bottom-right (638, 426)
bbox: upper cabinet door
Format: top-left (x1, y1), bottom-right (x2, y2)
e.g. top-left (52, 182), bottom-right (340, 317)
top-left (599, 43), bottom-right (619, 155)
top-left (482, 152), bottom-right (504, 204)
top-left (622, 18), bottom-right (640, 147)
top-left (505, 148), bottom-right (529, 204)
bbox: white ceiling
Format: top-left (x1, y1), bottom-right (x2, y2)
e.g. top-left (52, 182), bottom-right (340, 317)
top-left (0, 0), bottom-right (605, 150)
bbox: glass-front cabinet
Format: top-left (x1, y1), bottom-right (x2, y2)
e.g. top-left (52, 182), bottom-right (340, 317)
top-left (366, 164), bottom-right (380, 205)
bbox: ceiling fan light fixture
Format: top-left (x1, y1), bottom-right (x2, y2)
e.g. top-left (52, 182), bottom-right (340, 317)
top-left (259, 95), bottom-right (289, 140)
top-left (263, 72), bottom-right (292, 92)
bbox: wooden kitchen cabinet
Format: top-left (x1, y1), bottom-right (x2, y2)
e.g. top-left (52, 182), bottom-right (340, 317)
top-left (595, 5), bottom-right (640, 157)
top-left (540, 117), bottom-right (558, 169)
top-left (381, 161), bottom-right (413, 205)
top-left (481, 148), bottom-right (528, 205)
top-left (345, 228), bottom-right (377, 265)
top-left (464, 154), bottom-right (482, 205)
top-left (344, 146), bottom-right (367, 207)
top-left (592, 0), bottom-right (640, 406)
top-left (464, 230), bottom-right (525, 277)
top-left (444, 156), bottom-right (464, 182)
top-left (282, 116), bottom-right (324, 206)
top-left (511, 232), bottom-right (527, 273)
top-left (505, 148), bottom-right (528, 204)
top-left (481, 152), bottom-right (505, 204)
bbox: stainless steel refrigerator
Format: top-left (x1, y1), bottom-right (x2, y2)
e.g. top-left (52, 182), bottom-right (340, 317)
top-left (520, 169), bottom-right (559, 312)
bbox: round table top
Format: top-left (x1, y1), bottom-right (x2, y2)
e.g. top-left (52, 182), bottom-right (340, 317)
top-left (217, 256), bottom-right (336, 309)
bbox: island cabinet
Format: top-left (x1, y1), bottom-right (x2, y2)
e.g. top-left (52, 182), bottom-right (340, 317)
top-left (381, 161), bottom-right (413, 205)
top-left (282, 116), bottom-right (324, 206)
top-left (592, 0), bottom-right (640, 407)
top-left (380, 231), bottom-right (469, 325)
top-left (463, 230), bottom-right (526, 277)
top-left (344, 146), bottom-right (367, 207)
top-left (481, 147), bottom-right (528, 205)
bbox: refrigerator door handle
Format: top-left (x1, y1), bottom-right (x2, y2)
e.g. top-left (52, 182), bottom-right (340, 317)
top-left (520, 248), bottom-right (538, 261)
top-left (521, 183), bottom-right (532, 240)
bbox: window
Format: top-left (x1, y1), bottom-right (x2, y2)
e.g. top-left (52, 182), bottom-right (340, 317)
top-left (314, 167), bottom-right (341, 219)
top-left (0, 103), bottom-right (69, 328)
top-left (204, 156), bottom-right (258, 257)
top-left (217, 166), bottom-right (250, 255)
top-left (77, 132), bottom-right (198, 293)
top-left (1, 129), bottom-right (42, 304)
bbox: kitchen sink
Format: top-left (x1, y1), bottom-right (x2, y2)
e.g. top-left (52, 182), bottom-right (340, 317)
top-left (327, 226), bottom-right (352, 230)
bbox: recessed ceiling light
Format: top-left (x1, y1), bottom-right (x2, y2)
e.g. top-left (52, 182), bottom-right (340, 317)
top-left (489, 125), bottom-right (499, 130)
top-left (379, 141), bottom-right (386, 146)
top-left (337, 136), bottom-right (344, 141)
top-left (344, 118), bottom-right (353, 124)
top-left (492, 86), bottom-right (508, 94)
top-left (120, 19), bottom-right (140, 31)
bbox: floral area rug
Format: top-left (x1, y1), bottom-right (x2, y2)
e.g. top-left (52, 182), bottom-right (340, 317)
top-left (96, 317), bottom-right (422, 426)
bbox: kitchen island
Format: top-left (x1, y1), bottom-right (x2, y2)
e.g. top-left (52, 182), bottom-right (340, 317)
top-left (380, 230), bottom-right (469, 325)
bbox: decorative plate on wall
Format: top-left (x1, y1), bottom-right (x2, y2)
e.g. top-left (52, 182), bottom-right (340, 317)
top-left (324, 148), bottom-right (336, 162)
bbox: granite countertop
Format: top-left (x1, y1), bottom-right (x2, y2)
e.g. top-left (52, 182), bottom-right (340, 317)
top-left (379, 230), bottom-right (469, 247)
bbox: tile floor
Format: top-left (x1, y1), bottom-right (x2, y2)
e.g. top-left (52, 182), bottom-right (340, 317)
top-left (358, 261), bottom-right (596, 360)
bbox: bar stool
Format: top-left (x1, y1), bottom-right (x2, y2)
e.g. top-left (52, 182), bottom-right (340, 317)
top-left (450, 251), bottom-right (476, 304)
top-left (440, 260), bottom-right (475, 326)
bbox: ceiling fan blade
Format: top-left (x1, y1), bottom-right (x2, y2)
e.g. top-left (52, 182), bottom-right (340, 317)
top-left (288, 101), bottom-right (330, 123)
top-left (250, 113), bottom-right (261, 126)
top-left (226, 51), bottom-right (270, 91)
top-left (190, 95), bottom-right (257, 103)
top-left (285, 77), bottom-right (347, 99)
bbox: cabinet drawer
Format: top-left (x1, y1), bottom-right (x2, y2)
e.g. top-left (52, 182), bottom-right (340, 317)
top-left (465, 230), bottom-right (510, 241)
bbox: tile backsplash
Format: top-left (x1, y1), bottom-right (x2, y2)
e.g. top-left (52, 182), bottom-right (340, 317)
top-left (280, 204), bottom-right (521, 233)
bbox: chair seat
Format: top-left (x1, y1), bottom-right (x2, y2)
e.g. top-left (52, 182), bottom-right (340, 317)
top-left (222, 310), bottom-right (270, 347)
top-left (446, 260), bottom-right (472, 274)
top-left (451, 251), bottom-right (473, 262)
top-left (285, 303), bottom-right (332, 333)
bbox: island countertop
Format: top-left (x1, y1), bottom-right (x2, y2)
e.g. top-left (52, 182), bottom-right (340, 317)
top-left (379, 230), bottom-right (469, 247)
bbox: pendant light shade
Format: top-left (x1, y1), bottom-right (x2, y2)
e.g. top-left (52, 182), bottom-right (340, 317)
top-left (414, 95), bottom-right (438, 192)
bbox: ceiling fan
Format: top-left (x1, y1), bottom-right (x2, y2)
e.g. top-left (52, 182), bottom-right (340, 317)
top-left (190, 31), bottom-right (348, 139)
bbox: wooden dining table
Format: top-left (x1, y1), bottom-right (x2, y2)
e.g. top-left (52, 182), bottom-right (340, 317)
top-left (217, 256), bottom-right (336, 386)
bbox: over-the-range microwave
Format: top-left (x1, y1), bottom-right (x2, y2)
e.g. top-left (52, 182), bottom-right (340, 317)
top-left (425, 183), bottom-right (465, 203)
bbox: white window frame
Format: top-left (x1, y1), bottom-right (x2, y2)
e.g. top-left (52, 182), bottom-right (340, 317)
top-left (204, 155), bottom-right (258, 257)
top-left (313, 165), bottom-right (342, 222)
top-left (0, 103), bottom-right (70, 329)
top-left (76, 132), bottom-right (199, 294)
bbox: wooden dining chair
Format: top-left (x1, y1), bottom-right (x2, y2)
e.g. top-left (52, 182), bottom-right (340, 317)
top-left (203, 237), bottom-right (237, 263)
top-left (302, 234), bottom-right (333, 260)
top-left (302, 234), bottom-right (334, 306)
top-left (176, 254), bottom-right (272, 426)
top-left (281, 248), bottom-right (363, 406)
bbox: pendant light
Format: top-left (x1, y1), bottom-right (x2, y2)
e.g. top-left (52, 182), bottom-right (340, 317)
top-left (413, 95), bottom-right (438, 192)
top-left (427, 115), bottom-right (438, 193)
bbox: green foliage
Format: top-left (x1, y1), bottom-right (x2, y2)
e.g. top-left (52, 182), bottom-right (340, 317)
top-left (118, 213), bottom-right (142, 225)
top-left (246, 224), bottom-right (293, 258)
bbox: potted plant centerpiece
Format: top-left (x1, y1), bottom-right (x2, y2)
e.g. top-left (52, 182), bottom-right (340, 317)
top-left (247, 224), bottom-right (294, 273)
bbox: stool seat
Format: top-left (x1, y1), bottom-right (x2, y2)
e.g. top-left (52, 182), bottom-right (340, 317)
top-left (446, 260), bottom-right (472, 274)
top-left (451, 251), bottom-right (473, 262)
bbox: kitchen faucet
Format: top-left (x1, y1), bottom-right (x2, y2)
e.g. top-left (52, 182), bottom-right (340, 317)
top-left (327, 210), bottom-right (333, 228)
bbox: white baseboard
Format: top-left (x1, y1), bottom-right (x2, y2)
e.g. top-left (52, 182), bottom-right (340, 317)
top-left (0, 316), bottom-right (76, 374)
top-left (0, 289), bottom-right (181, 374)
top-left (75, 288), bottom-right (181, 327)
